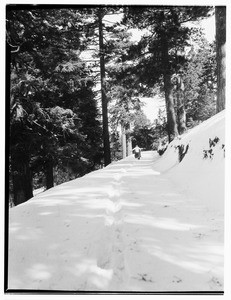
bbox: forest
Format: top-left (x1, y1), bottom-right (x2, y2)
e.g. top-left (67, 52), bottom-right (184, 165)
top-left (6, 5), bottom-right (226, 207)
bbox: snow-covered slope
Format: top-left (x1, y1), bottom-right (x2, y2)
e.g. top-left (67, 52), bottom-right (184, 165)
top-left (7, 112), bottom-right (225, 292)
top-left (153, 110), bottom-right (225, 211)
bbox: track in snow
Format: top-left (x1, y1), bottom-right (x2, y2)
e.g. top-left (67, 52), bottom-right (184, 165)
top-left (8, 151), bottom-right (224, 292)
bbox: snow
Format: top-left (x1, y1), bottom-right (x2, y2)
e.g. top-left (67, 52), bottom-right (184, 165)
top-left (153, 111), bottom-right (225, 211)
top-left (33, 187), bottom-right (45, 197)
top-left (7, 112), bottom-right (225, 293)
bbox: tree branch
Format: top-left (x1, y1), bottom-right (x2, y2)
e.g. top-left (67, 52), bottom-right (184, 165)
top-left (33, 120), bottom-right (49, 132)
top-left (10, 45), bottom-right (20, 53)
top-left (103, 19), bottom-right (117, 24)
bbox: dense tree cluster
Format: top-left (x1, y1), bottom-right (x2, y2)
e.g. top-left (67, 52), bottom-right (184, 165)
top-left (7, 8), bottom-right (103, 206)
top-left (6, 5), bottom-right (225, 206)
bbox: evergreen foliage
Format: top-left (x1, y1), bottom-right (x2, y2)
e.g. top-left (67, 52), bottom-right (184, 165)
top-left (6, 5), bottom-right (221, 205)
top-left (121, 6), bottom-right (213, 141)
top-left (180, 30), bottom-right (217, 124)
top-left (7, 7), bottom-right (103, 205)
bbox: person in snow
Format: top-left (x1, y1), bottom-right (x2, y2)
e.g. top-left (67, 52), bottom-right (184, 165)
top-left (133, 145), bottom-right (141, 159)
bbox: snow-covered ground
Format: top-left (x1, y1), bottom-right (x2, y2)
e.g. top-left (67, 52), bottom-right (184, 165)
top-left (8, 111), bottom-right (225, 292)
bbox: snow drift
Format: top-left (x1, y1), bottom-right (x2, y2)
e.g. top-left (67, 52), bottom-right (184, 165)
top-left (153, 110), bottom-right (225, 211)
top-left (7, 112), bottom-right (225, 292)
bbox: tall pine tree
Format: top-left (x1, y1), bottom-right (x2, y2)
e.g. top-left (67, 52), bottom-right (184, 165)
top-left (7, 7), bottom-right (102, 205)
top-left (122, 6), bottom-right (212, 141)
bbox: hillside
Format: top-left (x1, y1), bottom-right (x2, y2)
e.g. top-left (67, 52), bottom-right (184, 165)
top-left (154, 110), bottom-right (225, 211)
top-left (7, 112), bottom-right (225, 292)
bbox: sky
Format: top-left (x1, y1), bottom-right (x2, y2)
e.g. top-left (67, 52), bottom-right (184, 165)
top-left (141, 97), bottom-right (166, 123)
top-left (199, 14), bottom-right (215, 43)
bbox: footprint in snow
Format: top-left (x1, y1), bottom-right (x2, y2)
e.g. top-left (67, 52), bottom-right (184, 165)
top-left (97, 256), bottom-right (111, 269)
top-left (64, 222), bottom-right (70, 227)
top-left (193, 232), bottom-right (206, 239)
top-left (136, 273), bottom-right (153, 282)
top-left (172, 276), bottom-right (182, 283)
top-left (208, 277), bottom-right (223, 289)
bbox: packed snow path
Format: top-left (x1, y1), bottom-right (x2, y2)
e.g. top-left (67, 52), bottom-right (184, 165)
top-left (8, 151), bottom-right (223, 291)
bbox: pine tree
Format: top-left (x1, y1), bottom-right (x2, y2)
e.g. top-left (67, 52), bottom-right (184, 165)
top-left (180, 29), bottom-right (216, 124)
top-left (122, 6), bottom-right (212, 141)
top-left (79, 6), bottom-right (136, 161)
top-left (76, 7), bottom-right (124, 166)
top-left (98, 7), bottom-right (111, 165)
top-left (7, 7), bottom-right (102, 205)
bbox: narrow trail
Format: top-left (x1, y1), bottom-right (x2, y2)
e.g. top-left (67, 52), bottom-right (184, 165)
top-left (8, 151), bottom-right (223, 291)
top-left (91, 151), bottom-right (223, 291)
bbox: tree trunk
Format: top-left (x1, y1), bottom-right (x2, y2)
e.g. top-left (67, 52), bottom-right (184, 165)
top-left (98, 8), bottom-right (111, 166)
top-left (45, 159), bottom-right (54, 190)
top-left (177, 92), bottom-right (187, 135)
top-left (163, 73), bottom-right (179, 142)
top-left (215, 6), bottom-right (226, 113)
top-left (161, 35), bottom-right (179, 142)
top-left (127, 136), bottom-right (132, 156)
top-left (126, 123), bottom-right (132, 156)
top-left (12, 159), bottom-right (33, 206)
top-left (121, 125), bottom-right (127, 159)
top-left (177, 106), bottom-right (186, 135)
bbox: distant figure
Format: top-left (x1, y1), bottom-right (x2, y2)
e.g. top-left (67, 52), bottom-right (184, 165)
top-left (133, 145), bottom-right (141, 160)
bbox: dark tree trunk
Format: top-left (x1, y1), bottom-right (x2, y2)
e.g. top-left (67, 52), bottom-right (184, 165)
top-left (12, 159), bottom-right (33, 206)
top-left (215, 6), bottom-right (226, 113)
top-left (177, 106), bottom-right (186, 135)
top-left (161, 35), bottom-right (179, 142)
top-left (45, 159), bottom-right (54, 190)
top-left (163, 73), bottom-right (179, 142)
top-left (98, 8), bottom-right (111, 166)
top-left (127, 123), bottom-right (132, 156)
top-left (176, 92), bottom-right (187, 135)
top-left (121, 124), bottom-right (127, 159)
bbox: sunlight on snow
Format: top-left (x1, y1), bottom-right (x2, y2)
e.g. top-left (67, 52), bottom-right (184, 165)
top-left (34, 185), bottom-right (110, 200)
top-left (26, 263), bottom-right (51, 280)
top-left (16, 227), bottom-right (43, 240)
top-left (8, 112), bottom-right (224, 291)
top-left (127, 215), bottom-right (201, 231)
top-left (120, 201), bottom-right (144, 207)
top-left (104, 215), bottom-right (115, 226)
top-left (39, 211), bottom-right (54, 216)
top-left (151, 250), bottom-right (210, 273)
top-left (70, 259), bottom-right (113, 289)
top-left (9, 222), bottom-right (21, 233)
top-left (147, 242), bottom-right (223, 274)
top-left (126, 169), bottom-right (160, 177)
top-left (31, 199), bottom-right (75, 207)
top-left (82, 200), bottom-right (108, 210)
top-left (107, 188), bottom-right (121, 199)
top-left (106, 201), bottom-right (122, 214)
top-left (69, 213), bottom-right (104, 219)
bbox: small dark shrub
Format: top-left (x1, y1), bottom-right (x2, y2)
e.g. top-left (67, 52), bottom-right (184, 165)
top-left (204, 137), bottom-right (221, 159)
top-left (158, 146), bottom-right (167, 156)
top-left (177, 144), bottom-right (189, 162)
top-left (209, 136), bottom-right (220, 148)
